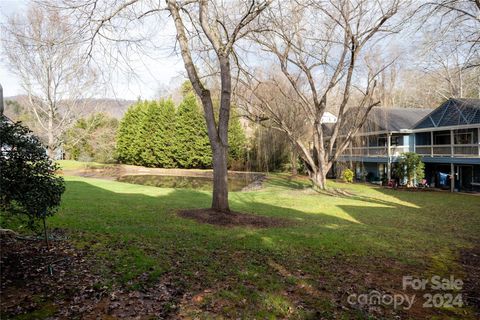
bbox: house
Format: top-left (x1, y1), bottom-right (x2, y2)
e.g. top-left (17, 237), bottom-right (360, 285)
top-left (335, 98), bottom-right (480, 192)
top-left (321, 111), bottom-right (338, 124)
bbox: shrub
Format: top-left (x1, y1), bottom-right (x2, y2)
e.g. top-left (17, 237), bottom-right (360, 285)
top-left (394, 152), bottom-right (425, 187)
top-left (116, 95), bottom-right (248, 169)
top-left (0, 117), bottom-right (65, 229)
top-left (175, 93), bottom-right (212, 168)
top-left (64, 113), bottom-right (118, 163)
top-left (341, 168), bottom-right (354, 183)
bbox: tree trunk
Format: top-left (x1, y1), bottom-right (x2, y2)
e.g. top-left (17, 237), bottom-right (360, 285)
top-left (312, 169), bottom-right (327, 190)
top-left (47, 113), bottom-right (55, 159)
top-left (211, 143), bottom-right (229, 211)
top-left (291, 144), bottom-right (298, 175)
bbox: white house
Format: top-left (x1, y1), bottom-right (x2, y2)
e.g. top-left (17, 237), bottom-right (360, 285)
top-left (321, 111), bottom-right (337, 123)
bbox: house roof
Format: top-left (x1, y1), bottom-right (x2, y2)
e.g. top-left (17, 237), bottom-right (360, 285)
top-left (321, 106), bottom-right (431, 137)
top-left (361, 107), bottom-right (431, 132)
top-left (414, 98), bottom-right (480, 129)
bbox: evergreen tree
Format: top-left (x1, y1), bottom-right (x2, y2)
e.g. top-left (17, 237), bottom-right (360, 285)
top-left (228, 108), bottom-right (247, 168)
top-left (175, 93), bottom-right (212, 168)
top-left (116, 101), bottom-right (147, 165)
top-left (147, 99), bottom-right (176, 168)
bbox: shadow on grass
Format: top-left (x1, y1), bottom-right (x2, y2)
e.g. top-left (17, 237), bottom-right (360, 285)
top-left (47, 179), bottom-right (480, 319)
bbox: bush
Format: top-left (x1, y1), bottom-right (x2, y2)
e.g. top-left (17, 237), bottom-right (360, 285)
top-left (64, 113), bottom-right (119, 163)
top-left (341, 168), bottom-right (354, 183)
top-left (175, 93), bottom-right (212, 168)
top-left (394, 152), bottom-right (425, 187)
top-left (0, 117), bottom-right (65, 229)
top-left (116, 95), bottom-right (248, 169)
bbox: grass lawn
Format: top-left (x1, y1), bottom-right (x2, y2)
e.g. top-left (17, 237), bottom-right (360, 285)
top-left (3, 172), bottom-right (480, 319)
top-left (56, 160), bottom-right (110, 170)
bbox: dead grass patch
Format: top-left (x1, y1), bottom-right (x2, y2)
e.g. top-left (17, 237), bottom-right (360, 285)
top-left (177, 208), bottom-right (294, 228)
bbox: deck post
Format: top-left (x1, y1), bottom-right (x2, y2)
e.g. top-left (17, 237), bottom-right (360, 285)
top-left (450, 162), bottom-right (455, 192)
top-left (387, 133), bottom-right (391, 181)
top-left (366, 136), bottom-right (370, 156)
top-left (450, 130), bottom-right (454, 157)
top-left (430, 131), bottom-right (434, 157)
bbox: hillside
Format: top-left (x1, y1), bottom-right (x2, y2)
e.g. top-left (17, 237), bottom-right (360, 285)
top-left (4, 95), bottom-right (135, 120)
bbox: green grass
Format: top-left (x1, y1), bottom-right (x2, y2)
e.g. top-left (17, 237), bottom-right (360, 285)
top-left (56, 160), bottom-right (109, 170)
top-left (21, 171), bottom-right (480, 318)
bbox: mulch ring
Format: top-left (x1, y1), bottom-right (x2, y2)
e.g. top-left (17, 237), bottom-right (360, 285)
top-left (0, 229), bottom-right (181, 319)
top-left (177, 208), bottom-right (295, 228)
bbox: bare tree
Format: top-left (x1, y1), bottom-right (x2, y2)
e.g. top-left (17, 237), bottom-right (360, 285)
top-left (242, 0), bottom-right (404, 189)
top-left (1, 4), bottom-right (97, 157)
top-left (165, 0), bottom-right (269, 211)
top-left (424, 0), bottom-right (480, 63)
top-left (56, 0), bottom-right (269, 212)
top-left (412, 0), bottom-right (480, 100)
top-left (238, 71), bottom-right (310, 175)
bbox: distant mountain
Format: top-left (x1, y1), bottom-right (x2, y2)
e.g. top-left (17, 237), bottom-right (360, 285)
top-left (4, 95), bottom-right (135, 119)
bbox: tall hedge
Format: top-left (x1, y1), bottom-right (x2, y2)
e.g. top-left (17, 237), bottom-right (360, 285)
top-left (175, 93), bottom-right (212, 168)
top-left (116, 101), bottom-right (147, 165)
top-left (116, 96), bottom-right (247, 169)
top-left (228, 109), bottom-right (247, 165)
top-left (140, 100), bottom-right (176, 167)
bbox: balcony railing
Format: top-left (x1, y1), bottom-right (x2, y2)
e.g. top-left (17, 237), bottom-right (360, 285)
top-left (343, 146), bottom-right (409, 157)
top-left (415, 144), bottom-right (480, 157)
top-left (339, 144), bottom-right (479, 158)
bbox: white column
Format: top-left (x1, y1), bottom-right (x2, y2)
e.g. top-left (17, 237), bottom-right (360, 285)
top-left (430, 131), bottom-right (434, 157)
top-left (450, 130), bottom-right (454, 157)
top-left (387, 133), bottom-right (391, 181)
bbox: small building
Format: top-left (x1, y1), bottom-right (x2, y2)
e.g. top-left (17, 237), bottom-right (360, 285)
top-left (335, 98), bottom-right (480, 192)
top-left (321, 111), bottom-right (338, 124)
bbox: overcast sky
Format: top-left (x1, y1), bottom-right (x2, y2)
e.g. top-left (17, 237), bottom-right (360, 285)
top-left (0, 0), bottom-right (186, 100)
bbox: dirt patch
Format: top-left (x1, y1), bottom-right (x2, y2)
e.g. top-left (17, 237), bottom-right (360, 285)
top-left (460, 246), bottom-right (480, 314)
top-left (0, 230), bottom-right (181, 319)
top-left (177, 209), bottom-right (294, 228)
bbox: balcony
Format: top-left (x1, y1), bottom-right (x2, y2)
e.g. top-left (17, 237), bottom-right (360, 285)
top-left (415, 144), bottom-right (480, 157)
top-left (344, 146), bottom-right (410, 157)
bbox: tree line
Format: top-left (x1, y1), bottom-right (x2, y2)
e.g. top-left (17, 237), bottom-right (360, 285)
top-left (64, 91), bottom-right (247, 170)
top-left (3, 0), bottom-right (478, 212)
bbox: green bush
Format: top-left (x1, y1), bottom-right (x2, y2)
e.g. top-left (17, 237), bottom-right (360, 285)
top-left (0, 117), bottom-right (65, 229)
top-left (394, 152), bottom-right (425, 187)
top-left (115, 94), bottom-right (248, 169)
top-left (175, 93), bottom-right (212, 168)
top-left (341, 168), bottom-right (354, 183)
top-left (64, 113), bottom-right (118, 163)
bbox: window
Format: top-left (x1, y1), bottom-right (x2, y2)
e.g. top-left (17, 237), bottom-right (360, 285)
top-left (415, 132), bottom-right (431, 145)
top-left (433, 131), bottom-right (451, 145)
top-left (454, 129), bottom-right (476, 144)
top-left (377, 137), bottom-right (387, 146)
top-left (391, 136), bottom-right (402, 146)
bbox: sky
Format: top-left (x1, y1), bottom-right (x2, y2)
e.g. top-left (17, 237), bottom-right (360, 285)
top-left (0, 0), bottom-right (186, 100)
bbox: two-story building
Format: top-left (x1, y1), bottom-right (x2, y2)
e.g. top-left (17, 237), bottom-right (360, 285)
top-left (336, 98), bottom-right (480, 192)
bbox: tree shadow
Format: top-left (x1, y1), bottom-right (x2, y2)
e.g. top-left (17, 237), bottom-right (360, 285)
top-left (47, 178), bottom-right (480, 318)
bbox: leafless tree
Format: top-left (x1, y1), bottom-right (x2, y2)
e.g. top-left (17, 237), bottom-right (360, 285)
top-left (241, 0), bottom-right (405, 189)
top-left (55, 0), bottom-right (269, 212)
top-left (166, 0), bottom-right (270, 211)
top-left (238, 70), bottom-right (310, 175)
top-left (1, 4), bottom-right (97, 157)
top-left (413, 0), bottom-right (480, 99)
top-left (424, 0), bottom-right (480, 60)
